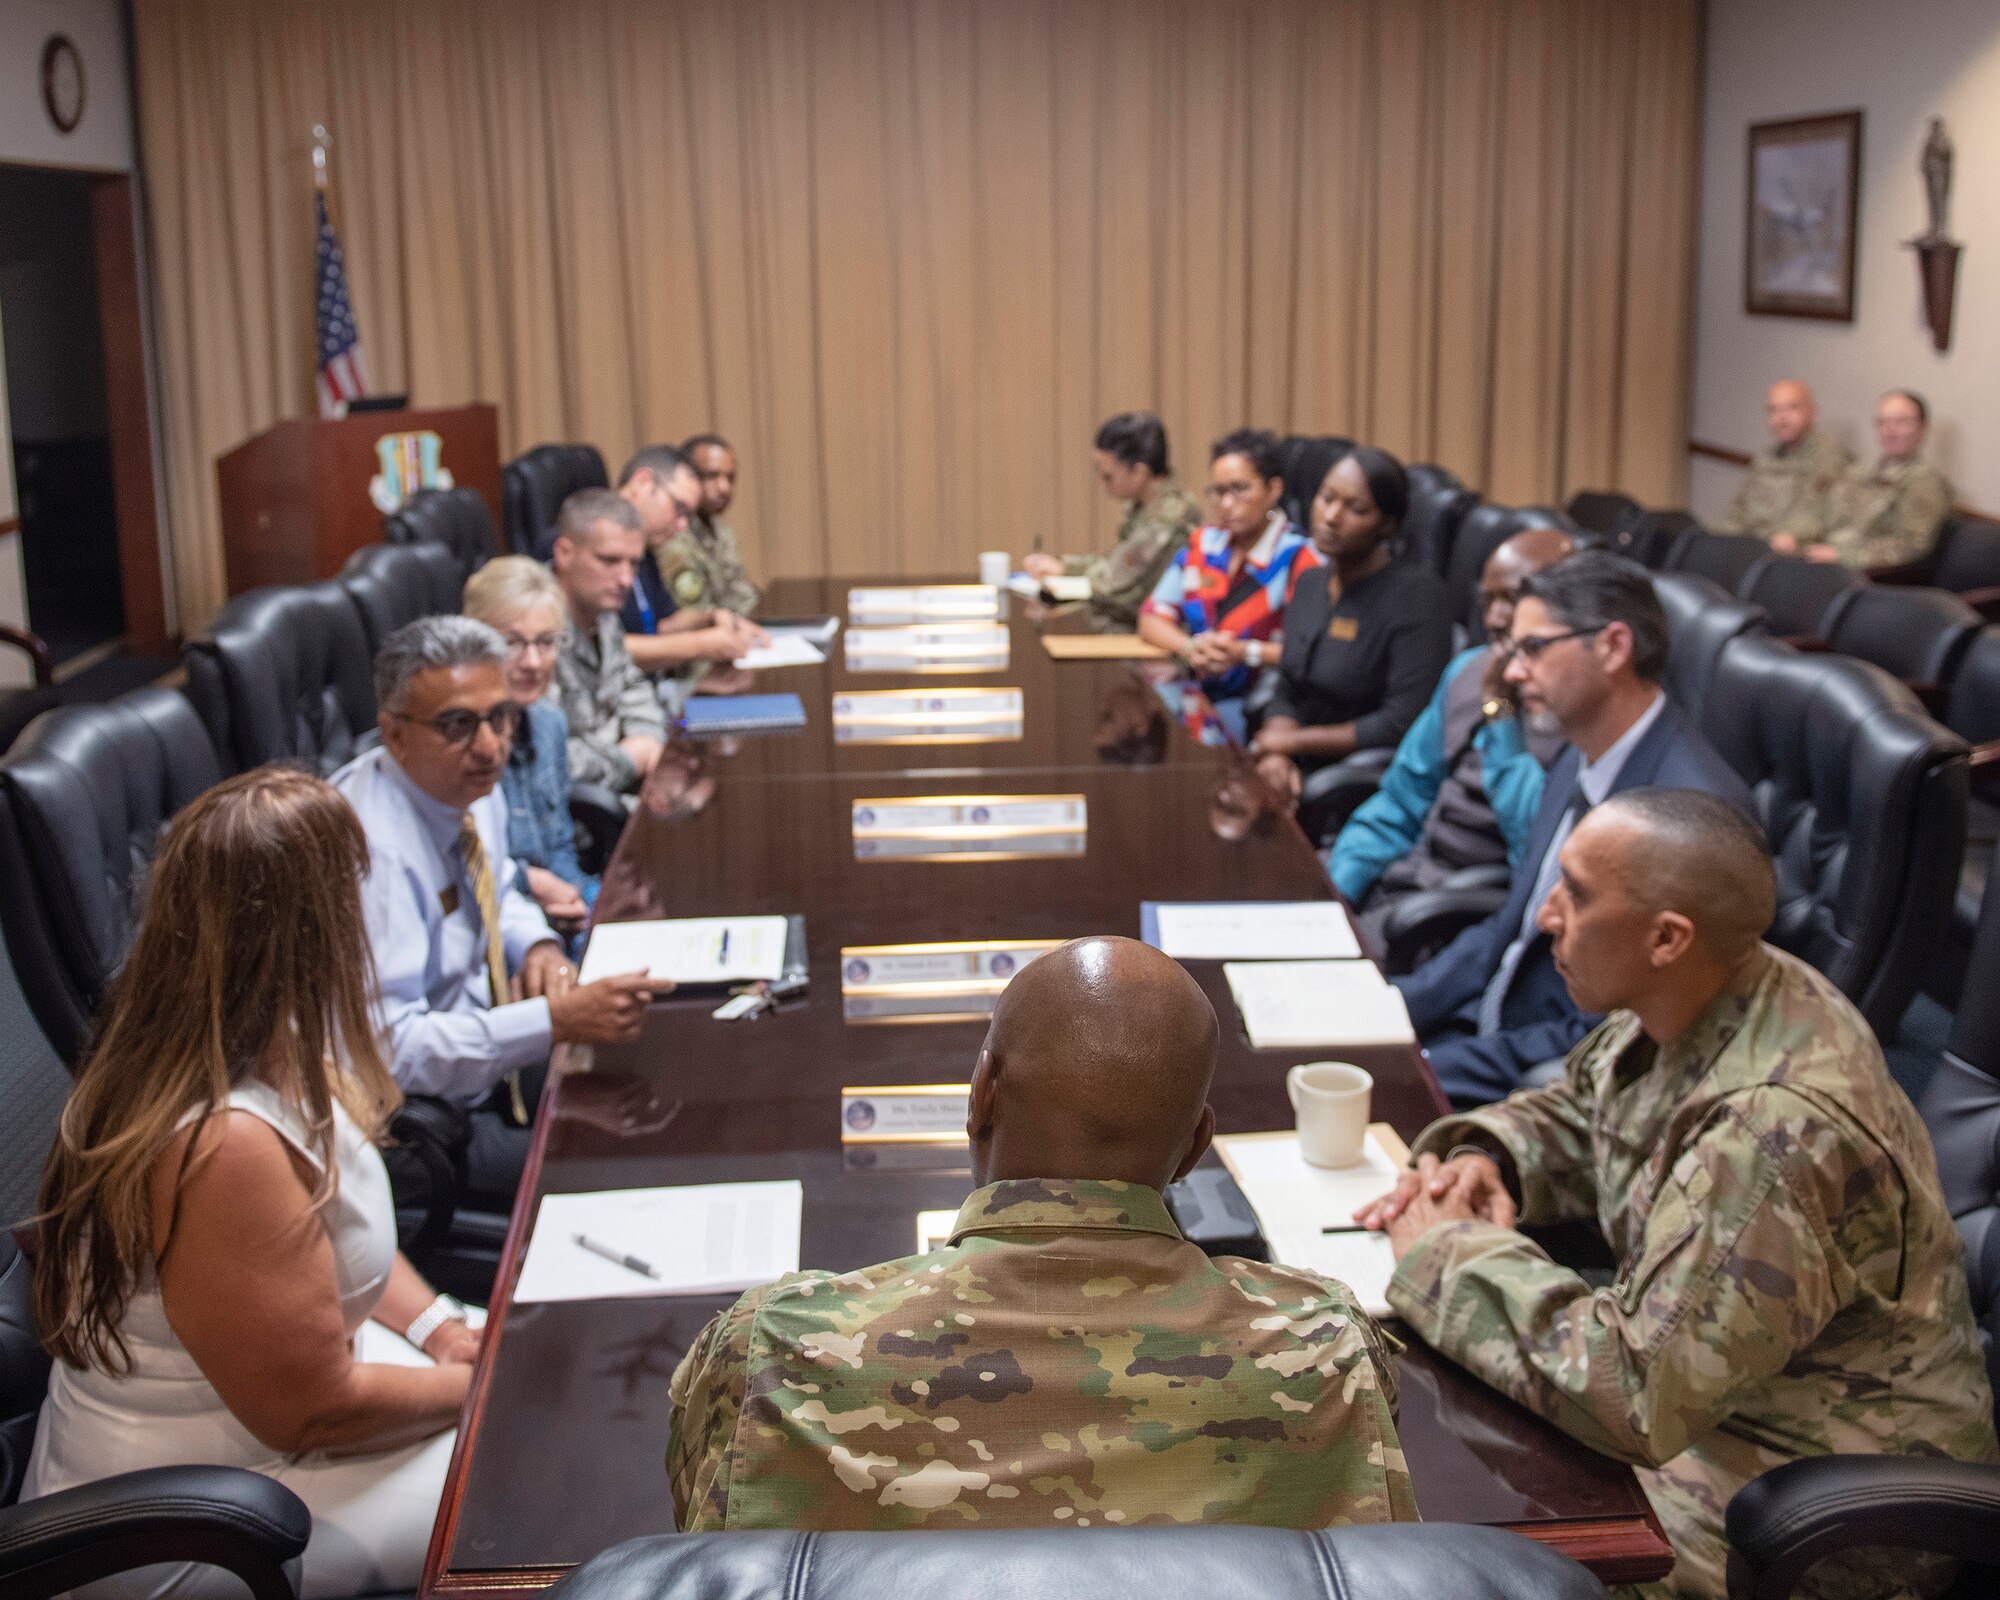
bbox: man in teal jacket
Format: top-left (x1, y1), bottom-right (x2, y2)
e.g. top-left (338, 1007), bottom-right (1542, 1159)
top-left (1329, 529), bottom-right (1570, 945)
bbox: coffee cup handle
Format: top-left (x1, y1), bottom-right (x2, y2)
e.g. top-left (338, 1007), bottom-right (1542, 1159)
top-left (1285, 1066), bottom-right (1303, 1112)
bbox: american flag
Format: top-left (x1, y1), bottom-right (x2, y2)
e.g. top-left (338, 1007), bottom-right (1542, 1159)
top-left (314, 189), bottom-right (368, 417)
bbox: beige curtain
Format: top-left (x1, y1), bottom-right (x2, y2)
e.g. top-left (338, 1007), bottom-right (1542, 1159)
top-left (133, 0), bottom-right (1700, 632)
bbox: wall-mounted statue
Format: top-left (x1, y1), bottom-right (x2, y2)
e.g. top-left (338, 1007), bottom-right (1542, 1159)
top-left (1908, 117), bottom-right (1961, 352)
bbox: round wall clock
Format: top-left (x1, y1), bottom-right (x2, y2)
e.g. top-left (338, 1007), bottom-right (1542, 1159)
top-left (42, 36), bottom-right (86, 135)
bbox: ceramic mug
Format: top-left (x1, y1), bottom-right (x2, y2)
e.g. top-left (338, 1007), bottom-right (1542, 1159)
top-left (1287, 1061), bottom-right (1373, 1168)
top-left (978, 550), bottom-right (1011, 588)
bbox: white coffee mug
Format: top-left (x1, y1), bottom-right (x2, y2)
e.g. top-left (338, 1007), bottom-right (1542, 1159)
top-left (978, 550), bottom-right (1011, 588)
top-left (1287, 1061), bottom-right (1373, 1168)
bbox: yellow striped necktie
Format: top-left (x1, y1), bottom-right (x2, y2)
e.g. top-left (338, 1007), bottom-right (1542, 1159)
top-left (458, 812), bottom-right (529, 1125)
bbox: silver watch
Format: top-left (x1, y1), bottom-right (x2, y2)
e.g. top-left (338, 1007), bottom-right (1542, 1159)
top-left (405, 1293), bottom-right (467, 1352)
top-left (1244, 639), bottom-right (1265, 669)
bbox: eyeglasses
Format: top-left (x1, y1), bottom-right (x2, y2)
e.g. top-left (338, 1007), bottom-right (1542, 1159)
top-left (389, 701), bottom-right (521, 747)
top-left (1206, 480), bottom-right (1265, 503)
top-left (503, 631), bottom-right (563, 659)
top-left (1506, 624), bottom-right (1606, 662)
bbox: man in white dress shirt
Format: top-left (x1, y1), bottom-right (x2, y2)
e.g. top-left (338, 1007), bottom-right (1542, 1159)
top-left (333, 616), bottom-right (656, 1202)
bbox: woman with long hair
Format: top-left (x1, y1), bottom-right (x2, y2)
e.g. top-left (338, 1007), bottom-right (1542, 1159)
top-left (27, 766), bottom-right (475, 1599)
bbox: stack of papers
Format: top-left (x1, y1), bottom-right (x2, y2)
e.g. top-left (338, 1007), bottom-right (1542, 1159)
top-left (1214, 1130), bottom-right (1407, 1316)
top-left (1146, 901), bottom-right (1360, 961)
top-left (579, 916), bottom-right (790, 986)
top-left (515, 1181), bottom-right (803, 1303)
top-left (1223, 960), bottom-right (1415, 1048)
top-left (734, 634), bottom-right (826, 670)
top-left (760, 615), bottom-right (841, 646)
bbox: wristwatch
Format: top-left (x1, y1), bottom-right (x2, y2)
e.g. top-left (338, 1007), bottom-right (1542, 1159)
top-left (1480, 696), bottom-right (1514, 723)
top-left (406, 1293), bottom-right (468, 1352)
top-left (1244, 640), bottom-right (1265, 669)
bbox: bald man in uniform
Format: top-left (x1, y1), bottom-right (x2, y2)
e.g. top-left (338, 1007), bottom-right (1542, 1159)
top-left (1717, 380), bottom-right (1851, 547)
top-left (668, 936), bottom-right (1414, 1532)
top-left (1357, 789), bottom-right (1997, 1599)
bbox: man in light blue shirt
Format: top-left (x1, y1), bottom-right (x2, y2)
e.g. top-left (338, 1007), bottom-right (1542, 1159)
top-left (334, 616), bottom-right (656, 1201)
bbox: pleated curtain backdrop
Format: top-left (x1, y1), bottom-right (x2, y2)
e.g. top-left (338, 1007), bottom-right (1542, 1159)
top-left (132, 0), bottom-right (1700, 631)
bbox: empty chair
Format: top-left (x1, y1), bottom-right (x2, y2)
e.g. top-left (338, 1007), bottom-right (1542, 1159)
top-left (385, 486), bottom-right (496, 579)
top-left (1926, 513), bottom-right (2000, 616)
top-left (340, 541), bottom-right (467, 651)
top-left (1403, 463), bottom-right (1475, 574)
top-left (184, 579), bottom-right (377, 777)
top-left (1651, 571), bottom-right (1767, 716)
top-left (1614, 508), bottom-right (1699, 569)
top-left (1662, 528), bottom-right (1768, 592)
top-left (1563, 490), bottom-right (1642, 539)
top-left (1823, 585), bottom-right (1983, 696)
top-left (502, 442), bottom-right (609, 557)
top-left (1700, 635), bottom-right (1968, 1036)
top-left (1737, 554), bottom-right (1863, 640)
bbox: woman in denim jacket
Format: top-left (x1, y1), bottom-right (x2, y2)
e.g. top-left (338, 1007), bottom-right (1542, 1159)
top-left (464, 557), bottom-right (597, 947)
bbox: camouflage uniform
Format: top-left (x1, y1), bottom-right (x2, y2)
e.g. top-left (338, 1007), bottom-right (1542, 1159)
top-left (1065, 480), bottom-right (1204, 632)
top-left (1389, 946), bottom-right (1997, 1600)
top-left (668, 1177), bottom-right (1416, 1531)
top-left (659, 514), bottom-right (760, 616)
top-left (1821, 457), bottom-right (1954, 570)
top-left (1716, 428), bottom-right (1852, 545)
top-left (549, 613), bottom-right (666, 794)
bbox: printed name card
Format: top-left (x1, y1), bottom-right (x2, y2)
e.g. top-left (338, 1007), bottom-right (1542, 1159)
top-left (844, 622), bottom-right (1011, 674)
top-left (848, 585), bottom-right (1004, 624)
top-left (839, 1084), bottom-right (971, 1143)
top-left (851, 793), bottom-right (1087, 863)
top-left (838, 939), bottom-right (1060, 1023)
top-left (831, 687), bottom-right (1024, 745)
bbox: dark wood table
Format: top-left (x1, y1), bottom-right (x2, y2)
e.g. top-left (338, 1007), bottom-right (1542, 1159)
top-left (420, 579), bottom-right (1671, 1594)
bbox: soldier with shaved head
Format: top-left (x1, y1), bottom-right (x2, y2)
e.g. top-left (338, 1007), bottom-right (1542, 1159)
top-left (668, 935), bottom-right (1414, 1531)
top-left (1717, 379), bottom-right (1852, 547)
top-left (1357, 789), bottom-right (1997, 1599)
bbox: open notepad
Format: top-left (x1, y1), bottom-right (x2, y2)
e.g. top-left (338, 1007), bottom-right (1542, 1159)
top-left (578, 916), bottom-right (790, 987)
top-left (515, 1181), bottom-right (803, 1303)
top-left (1214, 1128), bottom-right (1409, 1317)
top-left (1223, 959), bottom-right (1415, 1048)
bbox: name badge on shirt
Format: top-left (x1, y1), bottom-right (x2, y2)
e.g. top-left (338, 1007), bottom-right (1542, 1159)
top-left (1327, 615), bottom-right (1359, 641)
top-left (438, 884), bottom-right (460, 916)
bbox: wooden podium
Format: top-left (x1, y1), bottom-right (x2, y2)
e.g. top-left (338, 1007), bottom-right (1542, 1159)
top-left (216, 403), bottom-right (502, 596)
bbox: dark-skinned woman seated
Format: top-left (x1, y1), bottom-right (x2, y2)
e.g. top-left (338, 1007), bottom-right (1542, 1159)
top-left (1249, 448), bottom-right (1453, 810)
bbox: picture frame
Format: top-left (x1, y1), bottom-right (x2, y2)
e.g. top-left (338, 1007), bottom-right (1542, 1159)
top-left (1745, 109), bottom-right (1863, 321)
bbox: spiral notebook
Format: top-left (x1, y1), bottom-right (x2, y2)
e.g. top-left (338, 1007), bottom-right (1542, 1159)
top-left (680, 693), bottom-right (807, 735)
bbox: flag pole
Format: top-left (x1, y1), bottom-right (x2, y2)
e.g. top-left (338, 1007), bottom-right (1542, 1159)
top-left (311, 123), bottom-right (330, 190)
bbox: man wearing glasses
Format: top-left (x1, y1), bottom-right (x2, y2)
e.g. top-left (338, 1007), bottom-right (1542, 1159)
top-left (1392, 551), bottom-right (1750, 1108)
top-left (334, 614), bottom-right (655, 1203)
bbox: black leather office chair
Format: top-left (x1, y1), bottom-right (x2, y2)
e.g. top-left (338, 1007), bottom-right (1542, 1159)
top-left (1662, 529), bottom-right (1769, 593)
top-left (1652, 572), bottom-right (1767, 717)
top-left (339, 541), bottom-right (468, 651)
top-left (1563, 490), bottom-right (1642, 540)
top-left (1879, 512), bottom-right (2000, 617)
top-left (1701, 635), bottom-right (1968, 1036)
top-left (1821, 585), bottom-right (1983, 708)
top-left (1275, 436), bottom-right (1353, 532)
top-left (0, 1235), bottom-right (312, 1600)
top-left (544, 1525), bottom-right (1604, 1600)
top-left (1735, 555), bottom-right (1862, 641)
top-left (1442, 504), bottom-right (1566, 638)
top-left (384, 487), bottom-right (496, 580)
top-left (1403, 464), bottom-right (1475, 575)
top-left (1927, 627), bottom-right (2000, 1007)
top-left (502, 443), bottom-right (609, 557)
top-left (1616, 508), bottom-right (1699, 569)
top-left (1724, 871), bottom-right (2000, 1600)
top-left (184, 580), bottom-right (377, 778)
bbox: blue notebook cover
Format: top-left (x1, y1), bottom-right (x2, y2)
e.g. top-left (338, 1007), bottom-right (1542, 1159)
top-left (681, 693), bottom-right (807, 735)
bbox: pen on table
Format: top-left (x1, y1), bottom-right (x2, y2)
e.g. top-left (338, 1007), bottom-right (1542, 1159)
top-left (717, 929), bottom-right (730, 964)
top-left (573, 1232), bottom-right (661, 1279)
top-left (1321, 1224), bottom-right (1378, 1235)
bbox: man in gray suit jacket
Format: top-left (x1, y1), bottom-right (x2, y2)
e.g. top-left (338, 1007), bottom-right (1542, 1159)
top-left (1392, 552), bottom-right (1752, 1106)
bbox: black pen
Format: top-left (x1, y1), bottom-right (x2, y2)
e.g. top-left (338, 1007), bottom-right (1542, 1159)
top-left (1321, 1224), bottom-right (1376, 1235)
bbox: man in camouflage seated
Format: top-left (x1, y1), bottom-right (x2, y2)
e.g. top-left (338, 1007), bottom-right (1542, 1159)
top-left (668, 934), bottom-right (1415, 1530)
top-left (1357, 788), bottom-right (1998, 1599)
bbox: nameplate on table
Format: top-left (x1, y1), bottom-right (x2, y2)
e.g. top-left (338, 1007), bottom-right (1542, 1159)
top-left (840, 1084), bottom-right (971, 1144)
top-left (831, 687), bottom-right (1024, 744)
top-left (851, 793), bottom-right (1086, 862)
top-left (844, 622), bottom-right (1010, 674)
top-left (848, 585), bottom-right (1004, 624)
top-left (839, 938), bottom-right (1060, 1023)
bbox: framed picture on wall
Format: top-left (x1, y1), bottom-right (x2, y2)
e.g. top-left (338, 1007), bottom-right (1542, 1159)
top-left (1745, 109), bottom-right (1863, 320)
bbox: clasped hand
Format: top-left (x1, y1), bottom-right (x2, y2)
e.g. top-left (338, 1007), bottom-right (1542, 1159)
top-left (1183, 629), bottom-right (1245, 676)
top-left (1353, 1151), bottom-right (1516, 1259)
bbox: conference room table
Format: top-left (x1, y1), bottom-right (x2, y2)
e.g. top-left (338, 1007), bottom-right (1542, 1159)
top-left (419, 578), bottom-right (1673, 1595)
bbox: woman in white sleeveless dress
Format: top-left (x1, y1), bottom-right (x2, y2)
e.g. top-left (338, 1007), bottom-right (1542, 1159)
top-left (26, 768), bottom-right (479, 1600)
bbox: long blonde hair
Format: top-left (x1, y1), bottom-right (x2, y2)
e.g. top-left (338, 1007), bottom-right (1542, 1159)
top-left (33, 766), bottom-right (401, 1372)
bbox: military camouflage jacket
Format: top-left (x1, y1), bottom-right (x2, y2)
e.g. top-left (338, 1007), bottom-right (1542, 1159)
top-left (550, 612), bottom-right (666, 794)
top-left (1065, 480), bottom-right (1203, 631)
top-left (1390, 946), bottom-right (1997, 1600)
top-left (1716, 428), bottom-right (1852, 543)
top-left (1822, 457), bottom-right (1954, 570)
top-left (668, 1177), bottom-right (1416, 1531)
top-left (660, 514), bottom-right (760, 616)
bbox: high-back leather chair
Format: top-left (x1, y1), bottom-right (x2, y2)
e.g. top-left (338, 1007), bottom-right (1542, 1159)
top-left (1662, 528), bottom-right (1768, 593)
top-left (1403, 464), bottom-right (1475, 575)
top-left (1652, 572), bottom-right (1767, 717)
top-left (1927, 512), bottom-right (2000, 611)
top-left (1616, 508), bottom-right (1698, 569)
top-left (1442, 504), bottom-right (1566, 638)
top-left (1925, 626), bottom-right (2000, 1007)
top-left (1701, 635), bottom-right (1968, 1035)
top-left (0, 689), bottom-right (221, 1064)
top-left (384, 487), bottom-right (496, 580)
top-left (1822, 584), bottom-right (1984, 697)
top-left (184, 581), bottom-right (376, 778)
top-left (502, 443), bottom-right (609, 558)
top-left (1736, 554), bottom-right (1863, 640)
top-left (1274, 436), bottom-right (1353, 532)
top-left (0, 1233), bottom-right (313, 1600)
top-left (339, 541), bottom-right (467, 651)
top-left (1563, 490), bottom-right (1642, 540)
top-left (543, 1526), bottom-right (1604, 1600)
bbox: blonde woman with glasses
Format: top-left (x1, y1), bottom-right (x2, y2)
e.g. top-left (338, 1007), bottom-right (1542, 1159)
top-left (26, 767), bottom-right (474, 1598)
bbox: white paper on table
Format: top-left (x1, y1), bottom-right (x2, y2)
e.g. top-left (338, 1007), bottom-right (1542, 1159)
top-left (1153, 901), bottom-right (1360, 961)
top-left (735, 634), bottom-right (826, 670)
top-left (578, 916), bottom-right (789, 986)
top-left (1006, 573), bottom-right (1091, 602)
top-left (1223, 960), bottom-right (1415, 1048)
top-left (765, 617), bottom-right (841, 645)
top-left (1214, 1130), bottom-right (1404, 1316)
top-left (515, 1181), bottom-right (803, 1303)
